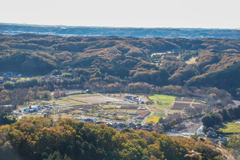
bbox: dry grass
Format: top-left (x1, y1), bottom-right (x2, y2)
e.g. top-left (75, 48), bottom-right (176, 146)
top-left (185, 56), bottom-right (197, 64)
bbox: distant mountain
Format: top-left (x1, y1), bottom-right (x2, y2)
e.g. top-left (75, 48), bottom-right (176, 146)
top-left (0, 23), bottom-right (240, 39)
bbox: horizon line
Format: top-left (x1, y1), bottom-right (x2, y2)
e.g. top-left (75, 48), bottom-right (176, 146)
top-left (1, 22), bottom-right (239, 30)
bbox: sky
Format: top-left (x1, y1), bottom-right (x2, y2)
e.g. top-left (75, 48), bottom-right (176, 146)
top-left (1, 0), bottom-right (240, 29)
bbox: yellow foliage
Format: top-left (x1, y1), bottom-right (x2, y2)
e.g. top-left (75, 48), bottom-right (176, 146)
top-left (146, 118), bottom-right (159, 124)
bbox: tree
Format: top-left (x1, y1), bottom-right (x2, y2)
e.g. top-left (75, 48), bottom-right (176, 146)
top-left (158, 117), bottom-right (164, 124)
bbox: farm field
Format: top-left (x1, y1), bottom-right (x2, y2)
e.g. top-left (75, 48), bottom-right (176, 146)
top-left (150, 112), bottom-right (166, 118)
top-left (17, 93), bottom-right (148, 124)
top-left (57, 102), bottom-right (147, 122)
top-left (146, 111), bottom-right (165, 124)
top-left (219, 122), bottom-right (240, 133)
top-left (170, 97), bottom-right (207, 114)
top-left (171, 102), bottom-right (190, 110)
top-left (45, 93), bottom-right (126, 105)
top-left (148, 94), bottom-right (175, 109)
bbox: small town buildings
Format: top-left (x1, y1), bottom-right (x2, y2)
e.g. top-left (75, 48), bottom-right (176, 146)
top-left (136, 123), bottom-right (142, 129)
top-left (125, 95), bottom-right (133, 99)
top-left (106, 123), bottom-right (113, 127)
top-left (96, 121), bottom-right (105, 125)
top-left (128, 122), bottom-right (135, 128)
top-left (128, 112), bottom-right (139, 115)
top-left (207, 130), bottom-right (217, 138)
top-left (135, 111), bottom-right (150, 119)
top-left (118, 122), bottom-right (126, 130)
top-left (147, 123), bottom-right (153, 127)
top-left (29, 105), bottom-right (39, 112)
top-left (84, 119), bottom-right (94, 123)
top-left (113, 122), bottom-right (118, 128)
top-left (86, 89), bottom-right (91, 93)
top-left (118, 123), bottom-right (126, 127)
top-left (137, 107), bottom-right (146, 110)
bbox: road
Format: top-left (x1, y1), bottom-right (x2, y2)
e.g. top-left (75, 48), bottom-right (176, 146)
top-left (141, 105), bottom-right (153, 124)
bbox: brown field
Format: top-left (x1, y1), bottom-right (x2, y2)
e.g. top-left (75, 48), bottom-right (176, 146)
top-left (171, 102), bottom-right (190, 110)
top-left (72, 96), bottom-right (124, 103)
top-left (148, 106), bottom-right (165, 112)
top-left (170, 97), bottom-right (207, 113)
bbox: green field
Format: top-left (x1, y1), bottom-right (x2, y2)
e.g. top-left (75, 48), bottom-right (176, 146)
top-left (148, 94), bottom-right (175, 109)
top-left (149, 112), bottom-right (165, 119)
top-left (219, 122), bottom-right (240, 133)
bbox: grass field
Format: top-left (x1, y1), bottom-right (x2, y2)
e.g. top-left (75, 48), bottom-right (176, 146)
top-left (149, 112), bottom-right (165, 119)
top-left (148, 94), bottom-right (175, 109)
top-left (219, 122), bottom-right (240, 133)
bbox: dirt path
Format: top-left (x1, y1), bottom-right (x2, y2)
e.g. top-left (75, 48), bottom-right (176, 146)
top-left (216, 142), bottom-right (235, 160)
top-left (142, 106), bottom-right (153, 124)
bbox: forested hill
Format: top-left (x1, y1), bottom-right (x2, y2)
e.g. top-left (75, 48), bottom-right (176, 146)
top-left (1, 23), bottom-right (240, 38)
top-left (1, 34), bottom-right (240, 97)
top-left (0, 117), bottom-right (222, 160)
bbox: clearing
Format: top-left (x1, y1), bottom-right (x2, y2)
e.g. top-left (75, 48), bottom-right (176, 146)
top-left (185, 56), bottom-right (197, 64)
top-left (46, 93), bottom-right (126, 105)
top-left (219, 122), bottom-right (240, 133)
top-left (148, 94), bottom-right (175, 109)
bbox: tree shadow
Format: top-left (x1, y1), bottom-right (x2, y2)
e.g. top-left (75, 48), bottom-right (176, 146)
top-left (219, 123), bottom-right (227, 129)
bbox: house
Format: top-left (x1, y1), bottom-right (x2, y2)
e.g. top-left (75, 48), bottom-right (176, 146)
top-left (125, 95), bottom-right (133, 99)
top-left (118, 123), bottom-right (126, 130)
top-left (216, 137), bottom-right (227, 142)
top-left (136, 123), bottom-right (142, 129)
top-left (132, 97), bottom-right (137, 101)
top-left (137, 107), bottom-right (146, 110)
top-left (128, 112), bottom-right (139, 115)
top-left (148, 123), bottom-right (153, 127)
top-left (106, 123), bottom-right (113, 127)
top-left (96, 121), bottom-right (105, 125)
top-left (113, 122), bottom-right (118, 128)
top-left (118, 122), bottom-right (126, 127)
top-left (207, 130), bottom-right (217, 138)
top-left (29, 109), bottom-right (34, 112)
top-left (84, 119), bottom-right (94, 123)
top-left (29, 105), bottom-right (39, 112)
top-left (135, 111), bottom-right (150, 119)
top-left (86, 89), bottom-right (91, 93)
top-left (128, 122), bottom-right (135, 128)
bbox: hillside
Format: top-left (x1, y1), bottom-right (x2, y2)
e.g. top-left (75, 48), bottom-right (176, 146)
top-left (0, 117), bottom-right (222, 160)
top-left (0, 34), bottom-right (240, 97)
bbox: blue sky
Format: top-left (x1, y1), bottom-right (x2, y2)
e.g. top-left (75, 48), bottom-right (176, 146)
top-left (1, 0), bottom-right (240, 28)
